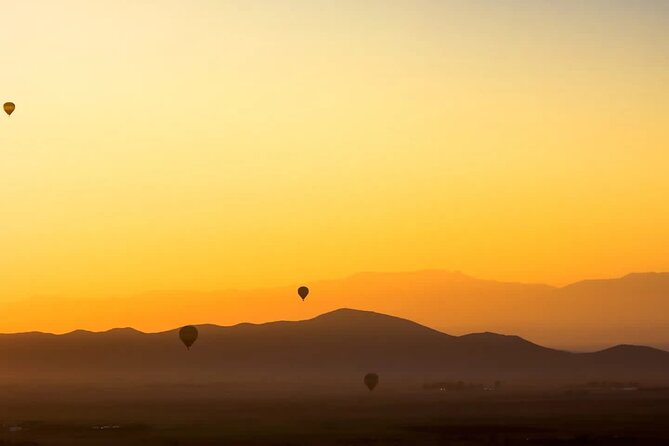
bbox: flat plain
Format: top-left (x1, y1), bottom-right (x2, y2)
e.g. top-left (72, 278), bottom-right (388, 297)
top-left (2, 384), bottom-right (669, 445)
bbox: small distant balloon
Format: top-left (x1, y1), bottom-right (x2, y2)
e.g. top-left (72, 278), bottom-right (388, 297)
top-left (179, 325), bottom-right (198, 350)
top-left (364, 373), bottom-right (379, 391)
top-left (4, 102), bottom-right (15, 116)
top-left (297, 286), bottom-right (309, 301)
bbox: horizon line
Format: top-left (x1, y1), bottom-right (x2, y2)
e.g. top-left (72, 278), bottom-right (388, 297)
top-left (1, 306), bottom-right (666, 356)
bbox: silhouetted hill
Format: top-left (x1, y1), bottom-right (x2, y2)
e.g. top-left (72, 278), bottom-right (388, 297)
top-left (7, 270), bottom-right (669, 350)
top-left (1, 309), bottom-right (668, 387)
top-left (0, 270), bottom-right (555, 335)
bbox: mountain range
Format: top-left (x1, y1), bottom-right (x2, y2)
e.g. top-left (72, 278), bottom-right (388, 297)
top-left (2, 308), bottom-right (668, 387)
top-left (4, 270), bottom-right (669, 350)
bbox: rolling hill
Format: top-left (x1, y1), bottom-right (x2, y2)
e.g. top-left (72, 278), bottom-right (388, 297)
top-left (4, 270), bottom-right (669, 350)
top-left (1, 308), bottom-right (668, 387)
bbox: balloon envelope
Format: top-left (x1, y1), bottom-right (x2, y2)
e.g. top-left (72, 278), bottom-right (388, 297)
top-left (4, 102), bottom-right (15, 116)
top-left (364, 373), bottom-right (379, 391)
top-left (179, 325), bottom-right (199, 350)
top-left (297, 286), bottom-right (309, 300)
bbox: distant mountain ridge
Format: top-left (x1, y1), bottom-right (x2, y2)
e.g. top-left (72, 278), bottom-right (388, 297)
top-left (3, 270), bottom-right (669, 350)
top-left (2, 308), bottom-right (668, 387)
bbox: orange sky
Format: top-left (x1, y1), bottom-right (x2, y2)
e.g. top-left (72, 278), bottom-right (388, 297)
top-left (1, 1), bottom-right (669, 333)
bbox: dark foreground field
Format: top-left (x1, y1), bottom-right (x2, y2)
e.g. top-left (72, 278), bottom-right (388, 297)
top-left (2, 384), bottom-right (669, 445)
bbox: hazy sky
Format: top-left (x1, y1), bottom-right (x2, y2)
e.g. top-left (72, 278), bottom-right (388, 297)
top-left (2, 1), bottom-right (668, 309)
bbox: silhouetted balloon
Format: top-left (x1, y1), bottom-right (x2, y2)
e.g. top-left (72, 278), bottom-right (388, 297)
top-left (297, 286), bottom-right (309, 301)
top-left (4, 102), bottom-right (15, 116)
top-left (179, 325), bottom-right (198, 350)
top-left (364, 373), bottom-right (379, 391)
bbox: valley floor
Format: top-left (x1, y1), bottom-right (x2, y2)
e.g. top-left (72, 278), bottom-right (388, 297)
top-left (2, 385), bottom-right (669, 445)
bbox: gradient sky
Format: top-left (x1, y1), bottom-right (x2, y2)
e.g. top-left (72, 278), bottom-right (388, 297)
top-left (1, 1), bottom-right (669, 324)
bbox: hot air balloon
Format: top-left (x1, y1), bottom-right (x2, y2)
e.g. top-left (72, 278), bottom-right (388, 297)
top-left (4, 102), bottom-right (15, 116)
top-left (364, 373), bottom-right (379, 391)
top-left (179, 325), bottom-right (198, 350)
top-left (297, 286), bottom-right (309, 301)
